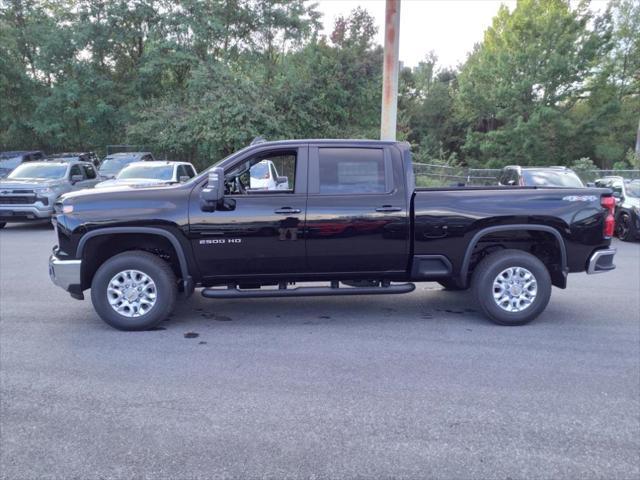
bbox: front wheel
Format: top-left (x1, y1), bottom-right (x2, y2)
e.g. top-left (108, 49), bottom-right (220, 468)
top-left (91, 251), bottom-right (177, 331)
top-left (472, 249), bottom-right (551, 326)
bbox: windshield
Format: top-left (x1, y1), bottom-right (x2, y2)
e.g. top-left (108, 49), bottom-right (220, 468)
top-left (522, 170), bottom-right (584, 188)
top-left (117, 165), bottom-right (174, 181)
top-left (99, 157), bottom-right (135, 175)
top-left (626, 181), bottom-right (640, 198)
top-left (8, 163), bottom-right (67, 180)
top-left (250, 162), bottom-right (269, 179)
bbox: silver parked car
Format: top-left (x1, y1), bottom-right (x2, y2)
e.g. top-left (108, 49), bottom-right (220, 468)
top-left (0, 160), bottom-right (100, 228)
top-left (94, 161), bottom-right (197, 189)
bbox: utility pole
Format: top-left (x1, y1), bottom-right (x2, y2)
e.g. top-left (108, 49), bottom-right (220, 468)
top-left (636, 116), bottom-right (640, 162)
top-left (380, 0), bottom-right (401, 141)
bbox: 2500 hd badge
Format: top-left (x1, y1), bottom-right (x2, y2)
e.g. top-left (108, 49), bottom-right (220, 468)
top-left (199, 238), bottom-right (242, 245)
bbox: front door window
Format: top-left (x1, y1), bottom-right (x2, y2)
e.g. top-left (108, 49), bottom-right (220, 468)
top-left (225, 151), bottom-right (296, 194)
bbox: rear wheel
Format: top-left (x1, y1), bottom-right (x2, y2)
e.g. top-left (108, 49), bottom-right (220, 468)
top-left (472, 249), bottom-right (551, 326)
top-left (91, 251), bottom-right (177, 331)
top-left (616, 212), bottom-right (635, 242)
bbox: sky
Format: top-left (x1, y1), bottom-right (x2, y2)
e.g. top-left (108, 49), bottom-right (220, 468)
top-left (315, 0), bottom-right (609, 69)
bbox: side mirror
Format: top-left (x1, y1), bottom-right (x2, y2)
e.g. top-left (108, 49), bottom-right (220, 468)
top-left (276, 175), bottom-right (289, 189)
top-left (586, 182), bottom-right (595, 187)
top-left (71, 174), bottom-right (83, 184)
top-left (179, 175), bottom-right (190, 183)
top-left (200, 167), bottom-right (224, 211)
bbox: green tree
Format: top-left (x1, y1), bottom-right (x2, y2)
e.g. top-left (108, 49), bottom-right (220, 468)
top-left (456, 0), bottom-right (608, 167)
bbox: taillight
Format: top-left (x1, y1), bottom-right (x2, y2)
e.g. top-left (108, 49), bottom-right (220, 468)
top-left (601, 196), bottom-right (615, 238)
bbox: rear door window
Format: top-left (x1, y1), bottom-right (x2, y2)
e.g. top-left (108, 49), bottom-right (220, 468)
top-left (317, 148), bottom-right (388, 194)
top-left (83, 165), bottom-right (96, 179)
top-left (611, 183), bottom-right (624, 197)
top-left (178, 165), bottom-right (195, 180)
top-left (69, 165), bottom-right (83, 179)
top-left (500, 169), bottom-right (516, 185)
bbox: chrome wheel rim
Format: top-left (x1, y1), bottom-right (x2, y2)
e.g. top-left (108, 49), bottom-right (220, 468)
top-left (107, 270), bottom-right (157, 318)
top-left (492, 266), bottom-right (537, 313)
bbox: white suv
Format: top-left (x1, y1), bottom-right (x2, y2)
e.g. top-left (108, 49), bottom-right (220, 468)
top-left (95, 161), bottom-right (197, 189)
top-left (249, 160), bottom-right (290, 191)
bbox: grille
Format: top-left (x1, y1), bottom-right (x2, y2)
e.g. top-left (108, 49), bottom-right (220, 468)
top-left (0, 196), bottom-right (36, 205)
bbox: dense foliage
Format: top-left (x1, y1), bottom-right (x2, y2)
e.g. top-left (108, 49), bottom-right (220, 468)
top-left (1, 0), bottom-right (638, 170)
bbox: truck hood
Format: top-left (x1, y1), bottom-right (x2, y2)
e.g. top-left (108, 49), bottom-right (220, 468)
top-left (60, 180), bottom-right (186, 203)
top-left (94, 178), bottom-right (174, 189)
top-left (0, 178), bottom-right (65, 191)
top-left (57, 179), bottom-right (192, 227)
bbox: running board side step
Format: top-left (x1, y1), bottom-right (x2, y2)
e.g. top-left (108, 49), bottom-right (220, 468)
top-left (201, 282), bottom-right (416, 299)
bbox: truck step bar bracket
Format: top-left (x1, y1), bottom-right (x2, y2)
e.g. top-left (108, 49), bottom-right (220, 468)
top-left (201, 282), bottom-right (416, 299)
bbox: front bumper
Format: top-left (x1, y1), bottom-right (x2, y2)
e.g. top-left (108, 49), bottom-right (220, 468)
top-left (49, 254), bottom-right (82, 292)
top-left (0, 205), bottom-right (53, 221)
top-left (587, 248), bottom-right (616, 274)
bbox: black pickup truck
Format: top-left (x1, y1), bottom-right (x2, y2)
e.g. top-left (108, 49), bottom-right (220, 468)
top-left (49, 139), bottom-right (617, 330)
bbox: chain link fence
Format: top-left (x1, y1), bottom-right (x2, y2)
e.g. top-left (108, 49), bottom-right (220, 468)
top-left (413, 163), bottom-right (640, 187)
top-left (413, 163), bottom-right (500, 187)
top-left (576, 170), bottom-right (640, 183)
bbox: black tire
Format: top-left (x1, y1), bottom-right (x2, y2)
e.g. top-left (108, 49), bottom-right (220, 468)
top-left (437, 278), bottom-right (467, 291)
top-left (616, 212), bottom-right (635, 242)
top-left (91, 251), bottom-right (177, 331)
top-left (472, 249), bottom-right (551, 326)
top-left (0, 222), bottom-right (6, 229)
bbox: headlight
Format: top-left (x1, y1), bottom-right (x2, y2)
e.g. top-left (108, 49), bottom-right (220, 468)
top-left (35, 187), bottom-right (55, 195)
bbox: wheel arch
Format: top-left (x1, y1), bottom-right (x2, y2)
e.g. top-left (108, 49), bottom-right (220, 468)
top-left (77, 227), bottom-right (194, 295)
top-left (459, 224), bottom-right (568, 288)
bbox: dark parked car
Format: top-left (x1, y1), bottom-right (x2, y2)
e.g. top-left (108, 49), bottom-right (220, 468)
top-left (594, 176), bottom-right (640, 241)
top-left (48, 152), bottom-right (100, 167)
top-left (49, 139), bottom-right (616, 331)
top-left (498, 166), bottom-right (584, 188)
top-left (0, 150), bottom-right (46, 178)
top-left (98, 152), bottom-right (155, 179)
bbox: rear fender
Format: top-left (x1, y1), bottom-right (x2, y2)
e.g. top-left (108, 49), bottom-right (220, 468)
top-left (459, 224), bottom-right (568, 288)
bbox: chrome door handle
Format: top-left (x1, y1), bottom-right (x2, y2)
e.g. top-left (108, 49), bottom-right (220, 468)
top-left (375, 206), bottom-right (402, 212)
top-left (275, 208), bottom-right (301, 214)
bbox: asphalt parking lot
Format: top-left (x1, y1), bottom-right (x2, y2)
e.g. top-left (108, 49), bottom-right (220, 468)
top-left (1, 222), bottom-right (639, 479)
